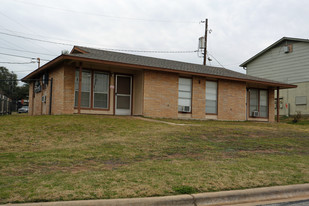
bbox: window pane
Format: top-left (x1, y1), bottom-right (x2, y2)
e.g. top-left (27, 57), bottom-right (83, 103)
top-left (178, 98), bottom-right (191, 107)
top-left (74, 70), bottom-right (79, 107)
top-left (260, 106), bottom-right (268, 117)
top-left (178, 78), bottom-right (192, 112)
top-left (81, 92), bottom-right (90, 108)
top-left (259, 90), bottom-right (268, 117)
top-left (74, 70), bottom-right (79, 91)
top-left (74, 91), bottom-right (78, 107)
top-left (250, 89), bottom-right (258, 114)
top-left (179, 78), bottom-right (191, 85)
top-left (206, 81), bottom-right (217, 113)
top-left (179, 84), bottom-right (191, 92)
top-left (82, 71), bottom-right (91, 92)
top-left (93, 72), bottom-right (109, 109)
top-left (94, 93), bottom-right (108, 108)
top-left (206, 100), bottom-right (217, 114)
top-left (94, 73), bottom-right (108, 93)
top-left (260, 90), bottom-right (268, 106)
top-left (179, 91), bottom-right (191, 98)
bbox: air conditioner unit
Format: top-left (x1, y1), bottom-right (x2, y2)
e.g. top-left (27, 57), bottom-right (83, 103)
top-left (252, 111), bottom-right (259, 117)
top-left (42, 95), bottom-right (46, 103)
top-left (180, 106), bottom-right (191, 112)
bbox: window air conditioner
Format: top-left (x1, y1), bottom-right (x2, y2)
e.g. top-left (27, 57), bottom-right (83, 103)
top-left (252, 111), bottom-right (259, 117)
top-left (180, 106), bottom-right (191, 112)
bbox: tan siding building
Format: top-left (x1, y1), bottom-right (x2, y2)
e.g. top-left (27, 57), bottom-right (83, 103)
top-left (241, 37), bottom-right (309, 116)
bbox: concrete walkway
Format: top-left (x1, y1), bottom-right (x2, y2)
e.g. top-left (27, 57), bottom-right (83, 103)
top-left (3, 184), bottom-right (309, 206)
top-left (133, 116), bottom-right (197, 126)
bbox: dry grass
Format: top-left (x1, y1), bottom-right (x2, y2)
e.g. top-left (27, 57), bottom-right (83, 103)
top-left (0, 114), bottom-right (309, 203)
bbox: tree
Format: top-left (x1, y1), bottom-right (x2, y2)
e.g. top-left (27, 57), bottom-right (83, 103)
top-left (0, 66), bottom-right (17, 98)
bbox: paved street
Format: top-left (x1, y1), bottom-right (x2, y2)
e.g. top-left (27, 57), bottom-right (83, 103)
top-left (259, 199), bottom-right (309, 206)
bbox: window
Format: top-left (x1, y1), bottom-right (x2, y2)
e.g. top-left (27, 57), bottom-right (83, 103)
top-left (205, 81), bottom-right (217, 114)
top-left (74, 70), bottom-right (110, 109)
top-left (93, 72), bottom-right (109, 109)
top-left (74, 70), bottom-right (79, 107)
top-left (178, 77), bottom-right (192, 112)
top-left (295, 96), bottom-right (307, 105)
top-left (74, 70), bottom-right (91, 108)
top-left (249, 89), bottom-right (268, 118)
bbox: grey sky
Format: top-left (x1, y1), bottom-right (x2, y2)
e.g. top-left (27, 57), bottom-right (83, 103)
top-left (1, 0), bottom-right (308, 80)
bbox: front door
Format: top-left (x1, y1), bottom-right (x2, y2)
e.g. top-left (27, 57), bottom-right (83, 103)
top-left (115, 75), bottom-right (132, 115)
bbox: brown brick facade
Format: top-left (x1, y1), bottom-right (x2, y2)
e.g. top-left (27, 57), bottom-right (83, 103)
top-left (143, 70), bottom-right (178, 118)
top-left (192, 77), bottom-right (206, 119)
top-left (218, 80), bottom-right (247, 121)
top-left (28, 65), bottom-right (275, 122)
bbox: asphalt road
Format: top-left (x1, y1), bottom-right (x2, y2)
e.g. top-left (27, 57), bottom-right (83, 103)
top-left (259, 199), bottom-right (309, 206)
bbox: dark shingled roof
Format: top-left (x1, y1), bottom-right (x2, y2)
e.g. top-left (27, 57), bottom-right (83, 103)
top-left (22, 45), bottom-right (296, 88)
top-left (70, 46), bottom-right (293, 87)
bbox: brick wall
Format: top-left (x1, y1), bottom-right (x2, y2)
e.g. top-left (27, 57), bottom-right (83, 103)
top-left (217, 79), bottom-right (247, 121)
top-left (143, 70), bottom-right (178, 118)
top-left (63, 65), bottom-right (75, 114)
top-left (192, 77), bottom-right (205, 119)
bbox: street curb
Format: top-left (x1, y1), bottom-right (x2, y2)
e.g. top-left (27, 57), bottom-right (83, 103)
top-left (3, 183), bottom-right (309, 206)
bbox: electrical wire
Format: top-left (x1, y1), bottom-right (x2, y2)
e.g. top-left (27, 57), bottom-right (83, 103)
top-left (0, 61), bottom-right (35, 64)
top-left (207, 52), bottom-right (226, 68)
top-left (0, 10), bottom-right (58, 53)
top-left (0, 31), bottom-right (197, 54)
top-left (0, 52), bottom-right (50, 61)
top-left (0, 46), bottom-right (57, 57)
top-left (12, 0), bottom-right (198, 24)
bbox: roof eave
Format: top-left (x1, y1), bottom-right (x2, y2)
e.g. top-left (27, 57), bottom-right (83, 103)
top-left (22, 54), bottom-right (296, 89)
top-left (21, 55), bottom-right (66, 82)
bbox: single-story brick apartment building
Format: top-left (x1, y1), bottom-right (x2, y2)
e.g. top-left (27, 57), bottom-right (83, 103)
top-left (22, 46), bottom-right (296, 122)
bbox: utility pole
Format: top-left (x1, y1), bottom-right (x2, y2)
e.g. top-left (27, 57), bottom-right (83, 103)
top-left (37, 58), bottom-right (40, 68)
top-left (203, 18), bottom-right (208, 65)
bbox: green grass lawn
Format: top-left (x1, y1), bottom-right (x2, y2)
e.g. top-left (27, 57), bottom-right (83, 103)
top-left (0, 115), bottom-right (309, 203)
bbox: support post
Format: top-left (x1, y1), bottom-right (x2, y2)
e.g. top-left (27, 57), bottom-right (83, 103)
top-left (276, 87), bottom-right (280, 122)
top-left (78, 63), bottom-right (82, 114)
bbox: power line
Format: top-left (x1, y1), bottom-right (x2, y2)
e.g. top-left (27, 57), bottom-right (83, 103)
top-left (207, 52), bottom-right (226, 68)
top-left (0, 46), bottom-right (57, 57)
top-left (0, 31), bottom-right (197, 54)
top-left (13, 0), bottom-right (198, 24)
top-left (0, 10), bottom-right (58, 53)
top-left (0, 31), bottom-right (73, 46)
top-left (0, 52), bottom-right (50, 61)
top-left (0, 61), bottom-right (34, 64)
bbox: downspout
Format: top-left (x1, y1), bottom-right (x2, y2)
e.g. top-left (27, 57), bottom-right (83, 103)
top-left (49, 78), bottom-right (53, 115)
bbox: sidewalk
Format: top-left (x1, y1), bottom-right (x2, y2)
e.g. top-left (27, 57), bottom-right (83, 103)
top-left (3, 184), bottom-right (309, 206)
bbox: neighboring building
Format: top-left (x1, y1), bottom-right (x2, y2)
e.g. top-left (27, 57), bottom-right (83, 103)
top-left (22, 46), bottom-right (295, 122)
top-left (240, 37), bottom-right (309, 116)
top-left (0, 93), bottom-right (12, 115)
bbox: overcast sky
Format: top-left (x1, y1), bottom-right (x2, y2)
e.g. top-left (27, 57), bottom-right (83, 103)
top-left (1, 0), bottom-right (309, 80)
